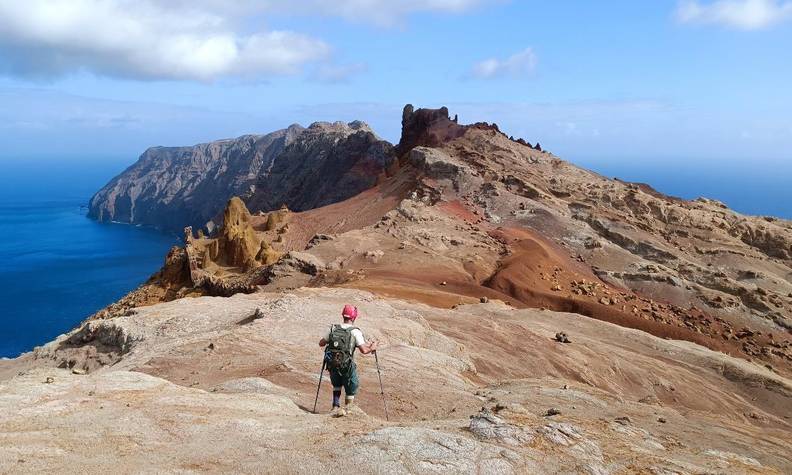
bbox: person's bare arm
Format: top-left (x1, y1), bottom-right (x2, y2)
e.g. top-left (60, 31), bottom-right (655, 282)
top-left (357, 340), bottom-right (379, 355)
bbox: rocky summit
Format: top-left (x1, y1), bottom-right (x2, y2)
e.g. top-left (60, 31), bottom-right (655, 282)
top-left (3, 105), bottom-right (791, 473)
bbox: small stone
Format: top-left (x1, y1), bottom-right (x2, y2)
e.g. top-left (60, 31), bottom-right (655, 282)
top-left (480, 296), bottom-right (489, 303)
top-left (657, 417), bottom-right (667, 423)
top-left (551, 285), bottom-right (562, 291)
top-left (544, 408), bottom-right (562, 417)
top-left (207, 342), bottom-right (215, 350)
top-left (44, 377), bottom-right (55, 384)
top-left (614, 416), bottom-right (632, 425)
top-left (555, 332), bottom-right (570, 344)
top-left (599, 297), bottom-right (611, 305)
top-left (562, 384), bottom-right (569, 390)
top-left (440, 281), bottom-right (448, 286)
top-left (71, 368), bottom-right (87, 375)
top-left (747, 412), bottom-right (766, 421)
top-left (638, 395), bottom-right (660, 405)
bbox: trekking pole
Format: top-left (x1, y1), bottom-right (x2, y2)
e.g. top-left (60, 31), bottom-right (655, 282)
top-left (373, 350), bottom-right (389, 421)
top-left (312, 358), bottom-right (326, 414)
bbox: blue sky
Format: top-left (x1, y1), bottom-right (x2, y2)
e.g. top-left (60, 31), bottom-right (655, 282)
top-left (1, 0), bottom-right (791, 166)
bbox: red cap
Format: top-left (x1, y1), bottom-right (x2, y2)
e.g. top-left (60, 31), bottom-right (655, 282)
top-left (342, 304), bottom-right (358, 321)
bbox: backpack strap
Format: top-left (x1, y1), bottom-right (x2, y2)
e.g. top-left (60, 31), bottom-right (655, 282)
top-left (349, 326), bottom-right (360, 358)
top-left (326, 324), bottom-right (335, 343)
top-left (324, 324), bottom-right (337, 355)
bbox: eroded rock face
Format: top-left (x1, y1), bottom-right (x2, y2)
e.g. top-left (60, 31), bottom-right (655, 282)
top-left (376, 106), bottom-right (792, 373)
top-left (88, 125), bottom-right (303, 231)
top-left (256, 241), bottom-right (281, 265)
top-left (244, 121), bottom-right (395, 215)
top-left (212, 197), bottom-right (261, 270)
top-left (170, 198), bottom-right (287, 295)
top-left (89, 121), bottom-right (395, 232)
top-left (396, 104), bottom-right (466, 156)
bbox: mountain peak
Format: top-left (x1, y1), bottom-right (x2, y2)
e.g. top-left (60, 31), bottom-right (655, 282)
top-left (396, 104), bottom-right (463, 156)
top-left (396, 104), bottom-right (541, 157)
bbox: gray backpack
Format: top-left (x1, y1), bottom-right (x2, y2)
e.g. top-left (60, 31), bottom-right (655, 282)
top-left (325, 324), bottom-right (358, 372)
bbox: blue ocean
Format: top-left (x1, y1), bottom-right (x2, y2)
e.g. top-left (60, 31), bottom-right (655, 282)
top-left (0, 161), bottom-right (178, 358)
top-left (0, 157), bottom-right (788, 358)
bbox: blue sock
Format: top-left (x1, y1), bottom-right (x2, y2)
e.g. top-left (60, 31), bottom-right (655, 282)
top-left (332, 389), bottom-right (341, 407)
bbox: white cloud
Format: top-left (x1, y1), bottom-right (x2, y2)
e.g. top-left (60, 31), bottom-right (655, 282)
top-left (470, 48), bottom-right (537, 79)
top-left (0, 0), bottom-right (493, 81)
top-left (0, 0), bottom-right (330, 81)
top-left (676, 0), bottom-right (792, 30)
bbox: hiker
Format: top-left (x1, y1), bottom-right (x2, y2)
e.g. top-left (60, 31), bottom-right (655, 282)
top-left (318, 304), bottom-right (378, 416)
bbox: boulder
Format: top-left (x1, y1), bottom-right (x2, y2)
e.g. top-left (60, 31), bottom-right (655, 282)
top-left (256, 240), bottom-right (281, 265)
top-left (268, 252), bottom-right (325, 279)
top-left (555, 332), bottom-right (571, 344)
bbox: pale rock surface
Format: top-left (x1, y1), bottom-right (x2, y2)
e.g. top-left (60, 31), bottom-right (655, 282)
top-left (2, 288), bottom-right (790, 473)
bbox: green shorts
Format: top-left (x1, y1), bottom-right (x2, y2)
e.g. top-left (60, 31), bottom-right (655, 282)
top-left (329, 363), bottom-right (359, 396)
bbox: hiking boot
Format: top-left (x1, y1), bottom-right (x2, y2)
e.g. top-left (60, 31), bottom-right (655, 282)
top-left (330, 406), bottom-right (346, 417)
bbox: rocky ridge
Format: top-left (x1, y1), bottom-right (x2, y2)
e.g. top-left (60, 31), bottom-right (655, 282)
top-left (85, 105), bottom-right (792, 376)
top-left (89, 120), bottom-right (394, 232)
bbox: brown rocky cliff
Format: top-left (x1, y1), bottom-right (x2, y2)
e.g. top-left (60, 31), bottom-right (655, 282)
top-left (212, 197), bottom-right (261, 270)
top-left (396, 104), bottom-right (465, 157)
top-left (243, 121), bottom-right (395, 216)
top-left (88, 121), bottom-right (395, 233)
top-left (88, 126), bottom-right (303, 232)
